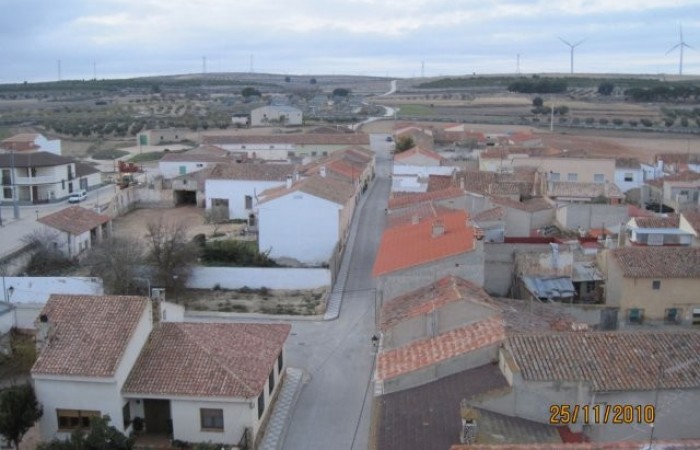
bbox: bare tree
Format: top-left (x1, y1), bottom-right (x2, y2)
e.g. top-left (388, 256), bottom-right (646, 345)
top-left (83, 236), bottom-right (145, 294)
top-left (145, 218), bottom-right (199, 295)
top-left (21, 229), bottom-right (75, 275)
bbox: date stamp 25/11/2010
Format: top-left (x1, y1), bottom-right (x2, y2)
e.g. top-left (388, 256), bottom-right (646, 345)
top-left (549, 404), bottom-right (655, 425)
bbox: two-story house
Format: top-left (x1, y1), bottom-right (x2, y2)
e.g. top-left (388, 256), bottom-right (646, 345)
top-left (32, 294), bottom-right (290, 447)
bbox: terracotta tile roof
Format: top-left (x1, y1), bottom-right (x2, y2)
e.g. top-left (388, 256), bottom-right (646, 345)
top-left (507, 331), bottom-right (700, 392)
top-left (0, 151), bottom-right (73, 168)
top-left (457, 170), bottom-right (535, 197)
top-left (472, 207), bottom-right (506, 222)
top-left (31, 295), bottom-right (148, 377)
top-left (373, 210), bottom-right (476, 276)
top-left (682, 211), bottom-right (700, 234)
top-left (376, 315), bottom-right (505, 382)
top-left (633, 214), bottom-right (680, 229)
top-left (259, 175), bottom-right (354, 205)
top-left (387, 186), bottom-right (465, 210)
top-left (491, 196), bottom-right (553, 212)
top-left (385, 202), bottom-right (454, 228)
top-left (123, 322), bottom-right (290, 398)
top-left (547, 181), bottom-right (623, 199)
top-left (610, 246), bottom-right (700, 278)
top-left (647, 171), bottom-right (700, 189)
top-left (427, 174), bottom-right (455, 191)
top-left (380, 275), bottom-right (496, 331)
top-left (203, 133), bottom-right (369, 146)
top-left (656, 152), bottom-right (700, 164)
top-left (2, 133), bottom-right (40, 143)
top-left (450, 439), bottom-right (700, 450)
top-left (627, 204), bottom-right (653, 218)
top-left (394, 146), bottom-right (444, 162)
top-left (38, 206), bottom-right (111, 235)
top-left (74, 162), bottom-right (100, 177)
top-left (207, 162), bottom-right (296, 181)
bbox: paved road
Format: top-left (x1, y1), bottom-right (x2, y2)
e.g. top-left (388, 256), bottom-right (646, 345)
top-left (282, 147), bottom-right (392, 450)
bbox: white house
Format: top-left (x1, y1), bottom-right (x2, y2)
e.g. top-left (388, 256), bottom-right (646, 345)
top-left (393, 146), bottom-right (444, 167)
top-left (205, 163), bottom-right (297, 221)
top-left (614, 158), bottom-right (645, 193)
top-left (37, 206), bottom-right (112, 258)
top-left (1, 133), bottom-right (61, 155)
top-left (0, 152), bottom-right (100, 204)
top-left (250, 106), bottom-right (303, 127)
top-left (257, 175), bottom-right (356, 264)
top-left (32, 294), bottom-right (291, 447)
top-left (158, 146), bottom-right (231, 179)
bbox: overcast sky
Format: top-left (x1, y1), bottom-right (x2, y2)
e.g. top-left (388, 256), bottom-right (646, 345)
top-left (1, 0), bottom-right (699, 83)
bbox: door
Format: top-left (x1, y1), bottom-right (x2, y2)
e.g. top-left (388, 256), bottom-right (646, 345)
top-left (600, 308), bottom-right (618, 330)
top-left (143, 399), bottom-right (171, 434)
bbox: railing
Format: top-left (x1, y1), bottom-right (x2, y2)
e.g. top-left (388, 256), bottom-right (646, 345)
top-left (12, 175), bottom-right (60, 185)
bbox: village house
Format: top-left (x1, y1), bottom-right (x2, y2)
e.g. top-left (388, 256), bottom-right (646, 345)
top-left (513, 156), bottom-right (616, 185)
top-left (157, 146), bottom-right (233, 179)
top-left (301, 146), bottom-right (375, 193)
top-left (0, 133), bottom-right (61, 155)
top-left (464, 331), bottom-right (700, 443)
top-left (373, 209), bottom-right (485, 302)
top-left (489, 196), bottom-right (555, 237)
top-left (204, 163), bottom-right (297, 221)
top-left (136, 128), bottom-right (187, 147)
top-left (32, 294), bottom-right (290, 448)
top-left (375, 276), bottom-right (505, 394)
top-left (598, 246), bottom-right (700, 326)
top-left (544, 181), bottom-right (624, 204)
top-left (614, 158), bottom-right (645, 193)
top-left (393, 146), bottom-right (444, 167)
top-left (642, 171), bottom-right (700, 212)
top-left (37, 206), bottom-right (112, 258)
top-left (257, 175), bottom-right (356, 265)
top-left (250, 105), bottom-right (303, 127)
top-left (0, 152), bottom-right (100, 204)
top-left (622, 214), bottom-right (694, 246)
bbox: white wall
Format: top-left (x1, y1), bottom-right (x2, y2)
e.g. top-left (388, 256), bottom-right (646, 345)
top-left (187, 267), bottom-right (331, 290)
top-left (161, 301), bottom-right (185, 322)
top-left (391, 165), bottom-right (455, 177)
top-left (0, 307), bottom-right (14, 337)
top-left (171, 399), bottom-right (255, 445)
top-left (205, 179), bottom-right (284, 220)
top-left (159, 161), bottom-right (213, 179)
top-left (258, 194), bottom-right (340, 264)
top-left (614, 168), bottom-right (643, 193)
top-left (34, 377), bottom-right (125, 440)
top-left (36, 135), bottom-right (62, 155)
top-left (1, 276), bottom-right (103, 304)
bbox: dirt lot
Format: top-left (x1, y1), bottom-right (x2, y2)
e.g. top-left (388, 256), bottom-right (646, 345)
top-left (182, 286), bottom-right (328, 315)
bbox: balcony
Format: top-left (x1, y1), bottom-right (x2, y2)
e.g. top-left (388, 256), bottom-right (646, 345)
top-left (12, 175), bottom-right (61, 185)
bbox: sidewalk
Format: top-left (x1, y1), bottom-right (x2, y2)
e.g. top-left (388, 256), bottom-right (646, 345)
top-left (260, 367), bottom-right (305, 450)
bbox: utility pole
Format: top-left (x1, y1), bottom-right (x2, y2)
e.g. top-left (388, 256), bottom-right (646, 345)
top-left (57, 59), bottom-right (61, 81)
top-left (10, 150), bottom-right (19, 219)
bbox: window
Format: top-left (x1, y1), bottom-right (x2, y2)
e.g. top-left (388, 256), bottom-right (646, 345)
top-left (549, 172), bottom-right (560, 181)
top-left (624, 173), bottom-right (634, 182)
top-left (2, 188), bottom-right (10, 199)
top-left (322, 152), bottom-right (328, 156)
top-left (652, 280), bottom-right (661, 290)
top-left (269, 370), bottom-right (275, 393)
top-left (628, 308), bottom-right (644, 324)
top-left (567, 173), bottom-right (578, 182)
top-left (257, 394), bottom-right (265, 419)
top-left (122, 403), bottom-right (131, 429)
top-left (196, 163), bottom-right (204, 168)
top-left (287, 151), bottom-right (295, 157)
top-left (245, 195), bottom-right (253, 209)
top-left (61, 180), bottom-right (65, 190)
top-left (665, 308), bottom-right (681, 324)
top-left (200, 408), bottom-right (224, 431)
top-left (311, 151), bottom-right (317, 156)
top-left (594, 174), bottom-right (605, 183)
top-left (57, 409), bottom-right (100, 431)
top-left (277, 352), bottom-right (283, 373)
top-left (693, 308), bottom-right (700, 326)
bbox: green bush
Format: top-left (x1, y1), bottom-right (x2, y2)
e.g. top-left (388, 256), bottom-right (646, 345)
top-left (201, 240), bottom-right (278, 267)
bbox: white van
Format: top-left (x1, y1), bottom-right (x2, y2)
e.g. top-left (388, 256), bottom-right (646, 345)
top-left (68, 190), bottom-right (87, 203)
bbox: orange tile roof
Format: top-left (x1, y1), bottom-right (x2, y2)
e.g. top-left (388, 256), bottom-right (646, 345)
top-left (427, 174), bottom-right (455, 191)
top-left (123, 322), bottom-right (290, 398)
top-left (682, 210), bottom-right (700, 234)
top-left (646, 171), bottom-right (700, 189)
top-left (38, 206), bottom-right (111, 235)
top-left (32, 295), bottom-right (148, 378)
top-left (610, 247), bottom-right (700, 278)
top-left (387, 186), bottom-right (465, 210)
top-left (394, 146), bottom-right (444, 162)
top-left (380, 275), bottom-right (496, 331)
top-left (633, 214), bottom-right (680, 229)
top-left (372, 209), bottom-right (476, 277)
top-left (450, 439), bottom-right (700, 450)
top-left (376, 315), bottom-right (505, 382)
top-left (507, 331), bottom-right (700, 392)
top-left (385, 202), bottom-right (454, 228)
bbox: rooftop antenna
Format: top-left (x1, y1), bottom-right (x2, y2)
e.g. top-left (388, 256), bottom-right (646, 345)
top-left (558, 37), bottom-right (584, 74)
top-left (93, 61), bottom-right (96, 80)
top-left (666, 24), bottom-right (694, 75)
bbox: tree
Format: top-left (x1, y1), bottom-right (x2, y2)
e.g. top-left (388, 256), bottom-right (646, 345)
top-left (532, 97), bottom-right (544, 108)
top-left (0, 384), bottom-right (43, 450)
top-left (332, 88), bottom-right (351, 97)
top-left (598, 82), bottom-right (614, 96)
top-left (394, 136), bottom-right (415, 153)
top-left (241, 87), bottom-right (261, 98)
top-left (37, 415), bottom-right (132, 450)
top-left (22, 229), bottom-right (76, 275)
top-left (309, 78), bottom-right (317, 85)
top-left (83, 237), bottom-right (145, 295)
top-left (284, 76), bottom-right (291, 83)
top-left (145, 218), bottom-right (199, 295)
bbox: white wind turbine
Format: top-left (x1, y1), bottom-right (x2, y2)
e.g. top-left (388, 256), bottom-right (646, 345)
top-left (558, 37), bottom-right (585, 74)
top-left (666, 25), bottom-right (695, 75)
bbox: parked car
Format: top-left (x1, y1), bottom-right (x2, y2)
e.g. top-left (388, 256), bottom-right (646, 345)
top-left (68, 190), bottom-right (87, 203)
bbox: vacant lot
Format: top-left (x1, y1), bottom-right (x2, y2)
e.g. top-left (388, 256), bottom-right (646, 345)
top-left (183, 286), bottom-right (327, 315)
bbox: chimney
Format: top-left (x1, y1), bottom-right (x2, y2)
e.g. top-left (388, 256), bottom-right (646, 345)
top-left (36, 314), bottom-right (54, 353)
top-left (286, 175), bottom-right (292, 189)
top-left (151, 288), bottom-right (165, 323)
top-left (320, 166), bottom-right (326, 178)
top-left (432, 219), bottom-right (445, 238)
